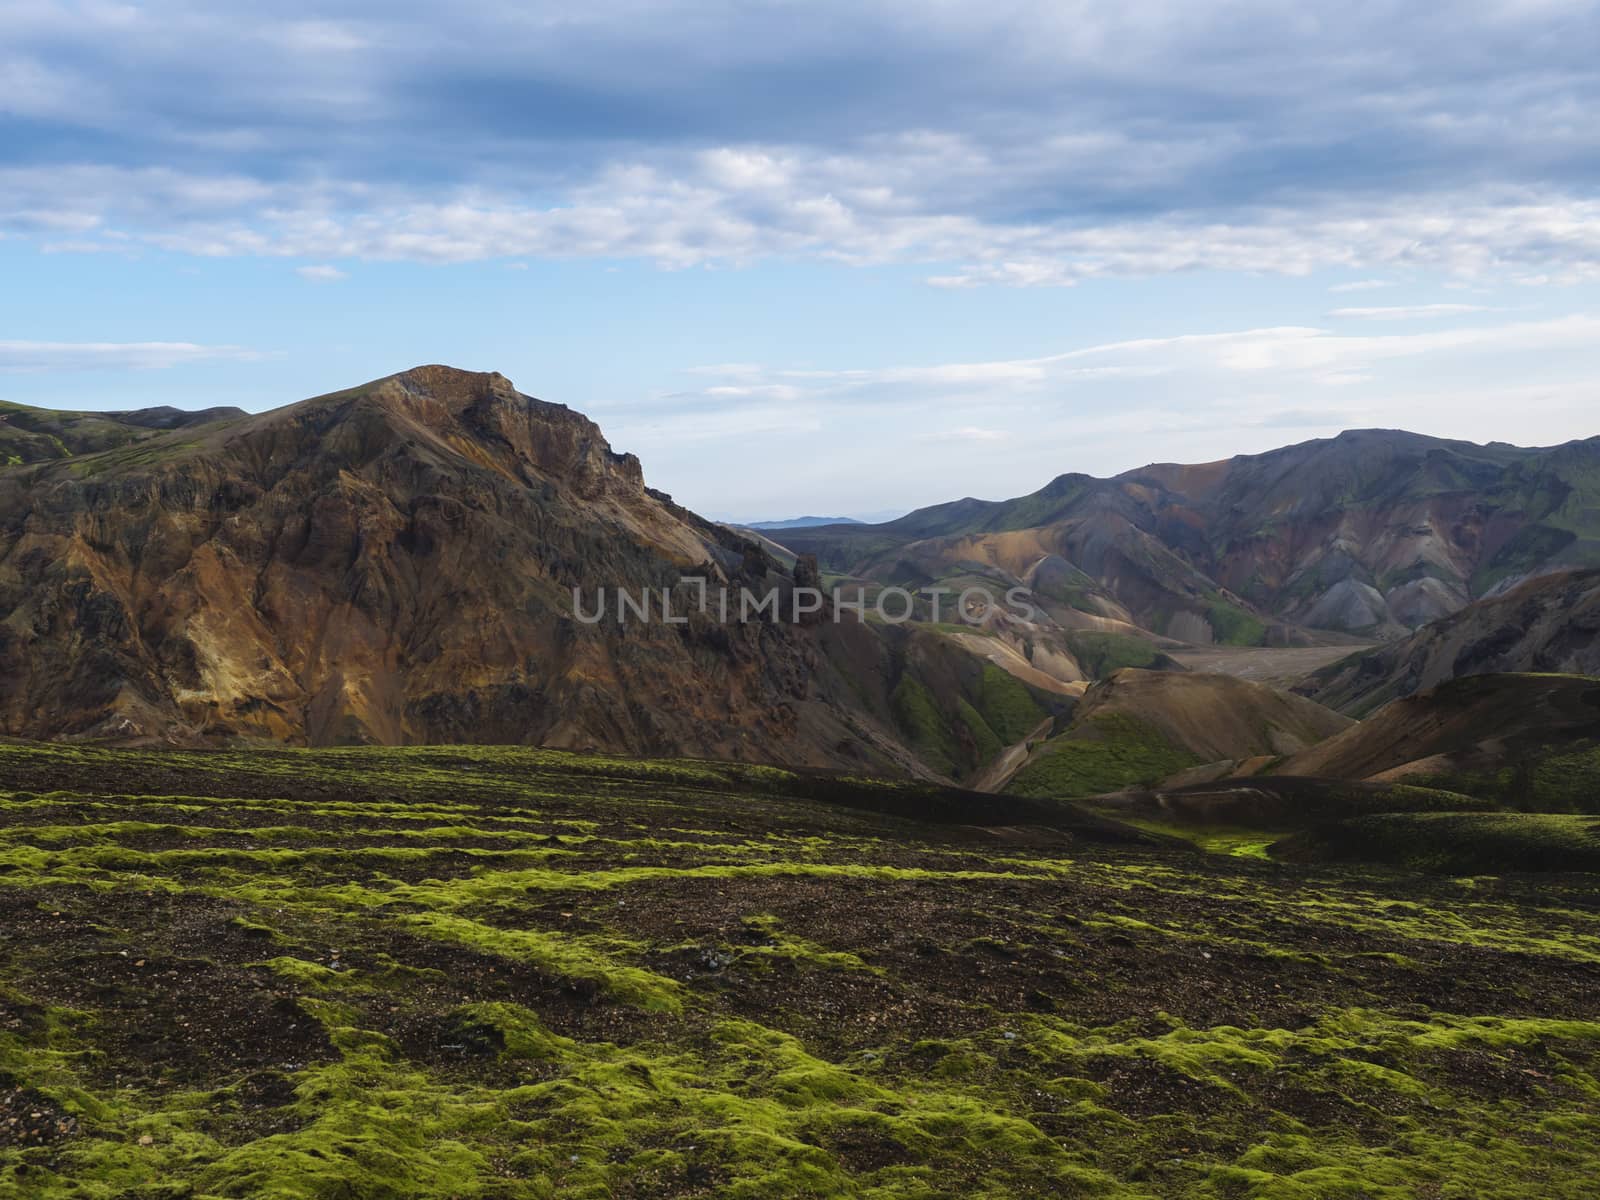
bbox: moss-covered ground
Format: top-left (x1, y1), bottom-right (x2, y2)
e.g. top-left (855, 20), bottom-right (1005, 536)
top-left (3, 742), bottom-right (1600, 1197)
top-left (1277, 812), bottom-right (1600, 874)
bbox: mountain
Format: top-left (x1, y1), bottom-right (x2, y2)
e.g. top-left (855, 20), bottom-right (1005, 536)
top-left (774, 429), bottom-right (1600, 646)
top-left (1300, 568), bottom-right (1600, 715)
top-left (0, 366), bottom-right (1072, 771)
top-left (1279, 673), bottom-right (1600, 810)
top-left (744, 516), bottom-right (864, 530)
top-left (1003, 668), bottom-right (1354, 799)
top-left (1050, 672), bottom-right (1600, 872)
top-left (0, 398), bottom-right (248, 465)
top-left (6, 378), bottom-right (1594, 796)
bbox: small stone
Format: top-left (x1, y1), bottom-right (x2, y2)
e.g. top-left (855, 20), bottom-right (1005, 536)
top-left (138, 1134), bottom-right (154, 1146)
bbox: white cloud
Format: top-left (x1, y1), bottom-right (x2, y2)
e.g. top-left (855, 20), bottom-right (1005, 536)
top-left (621, 306), bottom-right (1600, 515)
top-left (271, 20), bottom-right (369, 54)
top-left (1328, 279), bottom-right (1396, 293)
top-left (666, 314), bottom-right (1600, 410)
top-left (295, 264), bottom-right (347, 282)
top-left (0, 341), bottom-right (260, 372)
top-left (10, 156), bottom-right (1600, 289)
top-left (915, 426), bottom-right (1011, 443)
top-left (1328, 303), bottom-right (1497, 320)
top-left (3, 0), bottom-right (1600, 294)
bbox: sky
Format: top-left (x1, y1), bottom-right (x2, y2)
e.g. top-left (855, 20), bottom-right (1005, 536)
top-left (3, 2), bottom-right (1600, 521)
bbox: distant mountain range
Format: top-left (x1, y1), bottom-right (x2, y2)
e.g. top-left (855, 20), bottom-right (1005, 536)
top-left (742, 516), bottom-right (865, 530)
top-left (0, 399), bottom-right (248, 465)
top-left (774, 428), bottom-right (1600, 646)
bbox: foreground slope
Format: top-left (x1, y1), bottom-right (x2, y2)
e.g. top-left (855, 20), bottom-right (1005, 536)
top-left (3, 742), bottom-right (1600, 1197)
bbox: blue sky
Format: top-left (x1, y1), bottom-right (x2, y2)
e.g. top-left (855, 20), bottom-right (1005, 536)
top-left (3, 2), bottom-right (1599, 520)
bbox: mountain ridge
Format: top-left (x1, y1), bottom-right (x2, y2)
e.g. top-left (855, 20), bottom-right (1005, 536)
top-left (774, 427), bottom-right (1600, 647)
top-left (6, 366), bottom-right (1068, 770)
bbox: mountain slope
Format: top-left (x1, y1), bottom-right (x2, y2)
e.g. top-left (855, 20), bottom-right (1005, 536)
top-left (1278, 673), bottom-right (1600, 810)
top-left (1007, 669), bottom-right (1354, 799)
top-left (1301, 568), bottom-right (1600, 715)
top-left (0, 366), bottom-right (1065, 771)
top-left (777, 429), bottom-right (1600, 646)
top-left (0, 398), bottom-right (247, 465)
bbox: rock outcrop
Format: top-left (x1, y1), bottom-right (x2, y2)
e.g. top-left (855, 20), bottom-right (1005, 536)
top-left (0, 366), bottom-right (1028, 769)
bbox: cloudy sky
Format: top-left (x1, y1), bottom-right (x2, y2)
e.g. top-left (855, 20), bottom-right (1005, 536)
top-left (3, 1), bottom-right (1599, 519)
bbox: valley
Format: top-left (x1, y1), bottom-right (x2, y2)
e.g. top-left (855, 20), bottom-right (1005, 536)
top-left (1166, 645), bottom-right (1369, 687)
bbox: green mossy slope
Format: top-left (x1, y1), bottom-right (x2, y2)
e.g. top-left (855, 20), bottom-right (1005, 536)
top-left (2, 742), bottom-right (1599, 1197)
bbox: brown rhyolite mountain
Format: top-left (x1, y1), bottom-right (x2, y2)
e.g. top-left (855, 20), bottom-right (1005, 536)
top-left (0, 367), bottom-right (1073, 766)
top-left (1279, 672), bottom-right (1600, 798)
top-left (1301, 567), bottom-right (1600, 716)
top-left (777, 429), bottom-right (1600, 644)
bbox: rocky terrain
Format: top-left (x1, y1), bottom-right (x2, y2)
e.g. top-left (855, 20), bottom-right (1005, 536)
top-left (4, 368), bottom-right (1595, 804)
top-left (2, 378), bottom-right (1599, 1199)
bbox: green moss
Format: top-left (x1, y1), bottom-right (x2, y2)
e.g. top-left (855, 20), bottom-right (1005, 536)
top-left (1204, 600), bottom-right (1268, 647)
top-left (1529, 742), bottom-right (1600, 813)
top-left (974, 664), bottom-right (1048, 744)
top-left (890, 673), bottom-right (959, 777)
top-left (1280, 812), bottom-right (1600, 874)
top-left (4, 739), bottom-right (1600, 1198)
top-left (1009, 713), bottom-right (1203, 800)
top-left (1063, 632), bottom-right (1165, 677)
top-left (955, 698), bottom-right (1004, 764)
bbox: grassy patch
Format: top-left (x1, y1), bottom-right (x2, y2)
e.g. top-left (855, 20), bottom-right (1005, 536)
top-left (1204, 599), bottom-right (1268, 647)
top-left (974, 664), bottom-right (1048, 744)
top-left (1008, 713), bottom-right (1203, 800)
top-left (1064, 632), bottom-right (1169, 676)
top-left (1279, 811), bottom-right (1600, 873)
